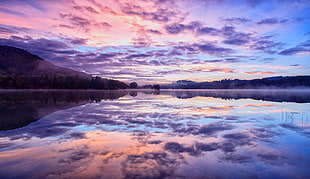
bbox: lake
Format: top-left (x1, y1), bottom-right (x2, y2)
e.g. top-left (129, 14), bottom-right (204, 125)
top-left (0, 89), bottom-right (309, 179)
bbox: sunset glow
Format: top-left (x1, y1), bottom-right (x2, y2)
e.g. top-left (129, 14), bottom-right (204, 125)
top-left (0, 0), bottom-right (309, 84)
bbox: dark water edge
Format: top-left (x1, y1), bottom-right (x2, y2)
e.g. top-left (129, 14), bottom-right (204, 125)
top-left (1, 88), bottom-right (310, 102)
top-left (0, 90), bottom-right (129, 131)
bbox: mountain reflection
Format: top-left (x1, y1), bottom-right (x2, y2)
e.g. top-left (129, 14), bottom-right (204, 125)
top-left (0, 90), bottom-right (128, 131)
top-left (0, 90), bottom-right (310, 178)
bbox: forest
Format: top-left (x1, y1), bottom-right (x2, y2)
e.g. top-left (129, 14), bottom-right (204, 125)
top-left (0, 75), bottom-right (128, 90)
top-left (0, 75), bottom-right (161, 90)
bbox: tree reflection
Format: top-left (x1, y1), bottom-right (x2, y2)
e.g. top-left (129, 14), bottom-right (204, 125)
top-left (163, 90), bottom-right (310, 103)
top-left (0, 90), bottom-right (128, 131)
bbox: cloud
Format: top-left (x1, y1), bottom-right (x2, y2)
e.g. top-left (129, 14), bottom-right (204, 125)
top-left (145, 29), bottom-right (163, 35)
top-left (0, 6), bottom-right (26, 16)
top-left (119, 0), bottom-right (184, 23)
top-left (59, 149), bottom-right (90, 163)
top-left (196, 27), bottom-right (219, 36)
top-left (122, 152), bottom-right (183, 179)
top-left (261, 58), bottom-right (276, 63)
top-left (0, 25), bottom-right (30, 34)
top-left (172, 41), bottom-right (235, 57)
top-left (221, 132), bottom-right (253, 152)
top-left (0, 36), bottom-right (69, 50)
top-left (257, 153), bottom-right (289, 166)
top-left (0, 0), bottom-right (308, 83)
top-left (244, 71), bottom-right (276, 75)
top-left (164, 131), bottom-right (252, 155)
top-left (0, 26), bottom-right (17, 34)
top-left (223, 58), bottom-right (241, 63)
top-left (165, 21), bottom-right (201, 34)
top-left (279, 40), bottom-right (310, 55)
top-left (164, 141), bottom-right (219, 156)
top-left (221, 154), bottom-right (252, 163)
top-left (196, 42), bottom-right (234, 56)
top-left (84, 6), bottom-right (99, 14)
top-left (59, 13), bottom-right (111, 32)
top-left (250, 37), bottom-right (284, 54)
top-left (257, 18), bottom-right (289, 25)
top-left (190, 66), bottom-right (235, 73)
top-left (223, 39), bottom-right (249, 45)
top-left (221, 26), bottom-right (252, 45)
top-left (101, 22), bottom-right (111, 28)
top-left (60, 13), bottom-right (91, 30)
top-left (126, 53), bottom-right (153, 59)
top-left (221, 17), bottom-right (251, 24)
top-left (66, 37), bottom-right (88, 45)
top-left (174, 121), bottom-right (235, 136)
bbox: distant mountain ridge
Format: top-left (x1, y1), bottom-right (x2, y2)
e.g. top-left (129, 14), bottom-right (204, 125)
top-left (162, 76), bottom-right (310, 89)
top-left (0, 45), bottom-right (90, 78)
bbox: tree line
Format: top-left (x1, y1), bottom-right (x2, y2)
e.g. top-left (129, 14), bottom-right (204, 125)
top-left (0, 75), bottom-right (127, 89)
top-left (0, 75), bottom-right (161, 90)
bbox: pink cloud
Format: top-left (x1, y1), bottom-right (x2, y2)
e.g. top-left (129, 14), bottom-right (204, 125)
top-left (244, 71), bottom-right (276, 75)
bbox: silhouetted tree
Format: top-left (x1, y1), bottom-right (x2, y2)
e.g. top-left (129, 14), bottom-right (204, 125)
top-left (129, 82), bottom-right (138, 89)
top-left (152, 84), bottom-right (160, 90)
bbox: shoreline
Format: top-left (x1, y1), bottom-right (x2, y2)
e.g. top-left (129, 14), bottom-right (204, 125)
top-left (0, 88), bottom-right (310, 92)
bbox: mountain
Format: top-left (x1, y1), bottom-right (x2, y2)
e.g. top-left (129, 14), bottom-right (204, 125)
top-left (0, 45), bottom-right (90, 78)
top-left (0, 45), bottom-right (129, 89)
top-left (162, 76), bottom-right (310, 89)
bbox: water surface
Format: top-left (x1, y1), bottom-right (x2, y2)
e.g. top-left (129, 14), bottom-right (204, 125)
top-left (0, 90), bottom-right (309, 179)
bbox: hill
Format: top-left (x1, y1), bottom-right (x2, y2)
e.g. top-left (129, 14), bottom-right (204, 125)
top-left (0, 45), bottom-right (90, 78)
top-left (0, 45), bottom-right (128, 89)
top-left (162, 76), bottom-right (310, 89)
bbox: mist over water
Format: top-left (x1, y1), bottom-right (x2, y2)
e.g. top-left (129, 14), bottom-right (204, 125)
top-left (0, 90), bottom-right (309, 178)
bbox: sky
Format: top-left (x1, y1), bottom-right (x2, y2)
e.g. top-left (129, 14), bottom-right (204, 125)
top-left (0, 0), bottom-right (309, 84)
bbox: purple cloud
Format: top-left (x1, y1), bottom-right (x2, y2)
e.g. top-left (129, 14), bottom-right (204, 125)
top-left (126, 54), bottom-right (153, 59)
top-left (221, 26), bottom-right (252, 43)
top-left (120, 2), bottom-right (183, 23)
top-left (0, 25), bottom-right (30, 34)
top-left (223, 39), bottom-right (249, 45)
top-left (84, 6), bottom-right (99, 14)
top-left (279, 40), bottom-right (310, 55)
top-left (146, 29), bottom-right (163, 35)
top-left (257, 18), bottom-right (289, 25)
top-left (196, 27), bottom-right (219, 36)
top-left (250, 36), bottom-right (284, 54)
top-left (196, 42), bottom-right (234, 56)
top-left (65, 37), bottom-right (88, 45)
top-left (59, 13), bottom-right (110, 32)
top-left (223, 58), bottom-right (241, 63)
top-left (221, 17), bottom-right (251, 24)
top-left (165, 22), bottom-right (201, 34)
top-left (0, 26), bottom-right (17, 34)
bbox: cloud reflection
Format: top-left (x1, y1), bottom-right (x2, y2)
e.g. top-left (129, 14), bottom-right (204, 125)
top-left (0, 90), bottom-right (310, 178)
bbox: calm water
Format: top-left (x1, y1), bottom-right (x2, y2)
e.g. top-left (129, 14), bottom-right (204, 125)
top-left (0, 90), bottom-right (309, 179)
